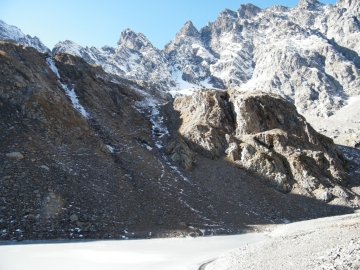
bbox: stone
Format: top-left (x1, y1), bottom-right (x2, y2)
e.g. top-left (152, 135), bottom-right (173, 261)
top-left (6, 152), bottom-right (24, 160)
top-left (39, 165), bottom-right (50, 171)
top-left (70, 214), bottom-right (78, 222)
top-left (157, 219), bottom-right (164, 225)
top-left (164, 138), bottom-right (195, 170)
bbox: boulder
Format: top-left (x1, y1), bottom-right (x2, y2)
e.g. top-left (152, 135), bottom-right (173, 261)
top-left (6, 152), bottom-right (24, 160)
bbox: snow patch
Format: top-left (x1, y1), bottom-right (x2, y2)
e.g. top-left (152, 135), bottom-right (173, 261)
top-left (169, 68), bottom-right (217, 97)
top-left (106, 145), bottom-right (114, 153)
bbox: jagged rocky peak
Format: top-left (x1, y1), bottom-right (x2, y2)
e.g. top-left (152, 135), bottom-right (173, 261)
top-left (210, 7), bottom-right (243, 34)
top-left (52, 39), bottom-right (83, 56)
top-left (177, 20), bottom-right (200, 38)
top-left (237, 4), bottom-right (261, 19)
top-left (336, 0), bottom-right (356, 8)
top-left (117, 28), bottom-right (152, 50)
top-left (296, 0), bottom-right (325, 10)
top-left (0, 19), bottom-right (50, 53)
top-left (336, 0), bottom-right (360, 14)
top-left (101, 45), bottom-right (115, 53)
top-left (219, 8), bottom-right (238, 19)
top-left (267, 4), bottom-right (290, 13)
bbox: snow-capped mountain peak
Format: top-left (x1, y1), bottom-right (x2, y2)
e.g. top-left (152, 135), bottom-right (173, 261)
top-left (0, 19), bottom-right (50, 53)
top-left (53, 40), bottom-right (84, 57)
top-left (237, 4), bottom-right (261, 19)
top-left (117, 29), bottom-right (152, 51)
top-left (176, 21), bottom-right (200, 38)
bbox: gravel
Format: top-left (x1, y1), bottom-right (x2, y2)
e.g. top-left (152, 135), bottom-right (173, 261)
top-left (205, 212), bottom-right (360, 270)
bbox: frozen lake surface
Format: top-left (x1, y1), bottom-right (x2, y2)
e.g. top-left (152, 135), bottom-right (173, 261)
top-left (0, 233), bottom-right (266, 270)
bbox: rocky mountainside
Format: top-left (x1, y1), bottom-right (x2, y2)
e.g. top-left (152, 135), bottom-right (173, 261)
top-left (1, 41), bottom-right (359, 241)
top-left (0, 20), bottom-right (50, 54)
top-left (48, 0), bottom-right (360, 117)
top-left (52, 29), bottom-right (174, 95)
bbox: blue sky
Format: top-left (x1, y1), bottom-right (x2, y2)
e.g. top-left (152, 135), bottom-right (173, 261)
top-left (1, 0), bottom-right (337, 50)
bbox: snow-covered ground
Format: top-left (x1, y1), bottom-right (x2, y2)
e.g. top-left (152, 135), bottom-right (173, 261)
top-left (0, 233), bottom-right (266, 270)
top-left (168, 69), bottom-right (216, 97)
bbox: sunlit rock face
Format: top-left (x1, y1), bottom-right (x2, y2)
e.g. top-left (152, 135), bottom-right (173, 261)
top-left (167, 89), bottom-right (349, 196)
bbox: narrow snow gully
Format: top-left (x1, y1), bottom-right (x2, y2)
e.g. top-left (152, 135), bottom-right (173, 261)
top-left (46, 57), bottom-right (89, 118)
top-left (135, 96), bottom-right (218, 227)
top-left (134, 94), bottom-right (191, 184)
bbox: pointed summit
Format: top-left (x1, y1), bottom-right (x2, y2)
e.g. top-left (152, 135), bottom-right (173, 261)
top-left (177, 21), bottom-right (200, 38)
top-left (219, 8), bottom-right (238, 19)
top-left (117, 29), bottom-right (152, 51)
top-left (52, 40), bottom-right (83, 56)
top-left (237, 4), bottom-right (261, 19)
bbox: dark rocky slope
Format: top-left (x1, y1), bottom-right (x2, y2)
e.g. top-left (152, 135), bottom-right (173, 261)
top-left (0, 42), bottom-right (358, 241)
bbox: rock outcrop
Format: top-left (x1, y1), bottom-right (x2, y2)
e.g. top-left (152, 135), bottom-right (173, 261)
top-left (0, 41), bottom-right (198, 240)
top-left (166, 89), bottom-right (351, 199)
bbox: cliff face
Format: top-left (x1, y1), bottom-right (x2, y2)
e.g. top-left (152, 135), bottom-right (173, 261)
top-left (166, 89), bottom-right (354, 199)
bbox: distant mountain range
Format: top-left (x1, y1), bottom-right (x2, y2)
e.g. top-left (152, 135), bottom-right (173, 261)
top-left (1, 0), bottom-right (359, 117)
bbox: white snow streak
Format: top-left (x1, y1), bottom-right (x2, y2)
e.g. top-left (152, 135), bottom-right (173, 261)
top-left (106, 145), bottom-right (115, 153)
top-left (46, 57), bottom-right (89, 118)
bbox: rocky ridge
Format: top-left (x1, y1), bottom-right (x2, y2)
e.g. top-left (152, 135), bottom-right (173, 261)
top-left (52, 29), bottom-right (174, 95)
